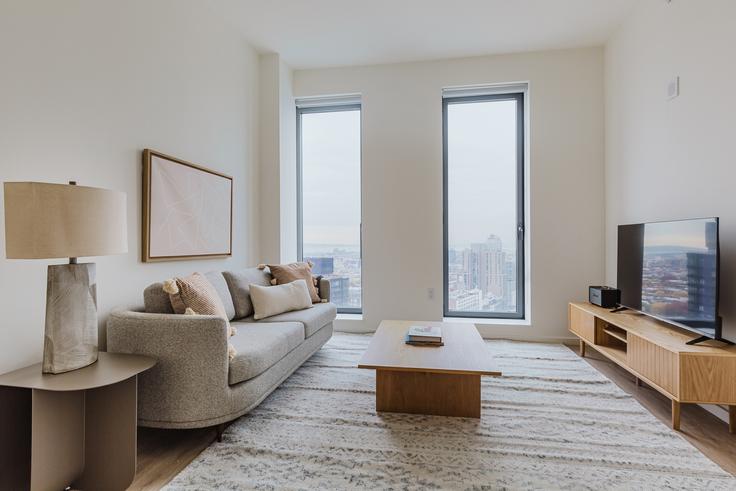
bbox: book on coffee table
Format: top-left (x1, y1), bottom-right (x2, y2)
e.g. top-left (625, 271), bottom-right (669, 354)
top-left (405, 325), bottom-right (443, 346)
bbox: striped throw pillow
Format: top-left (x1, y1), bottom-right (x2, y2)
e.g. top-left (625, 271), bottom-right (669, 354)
top-left (164, 272), bottom-right (228, 319)
top-left (163, 273), bottom-right (237, 358)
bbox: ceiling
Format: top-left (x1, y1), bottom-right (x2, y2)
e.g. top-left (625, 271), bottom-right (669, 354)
top-left (212, 0), bottom-right (639, 69)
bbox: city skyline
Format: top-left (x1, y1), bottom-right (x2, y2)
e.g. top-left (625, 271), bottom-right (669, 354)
top-left (448, 233), bottom-right (517, 313)
top-left (303, 231), bottom-right (519, 314)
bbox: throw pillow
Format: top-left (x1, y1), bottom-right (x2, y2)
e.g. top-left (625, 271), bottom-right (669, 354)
top-left (262, 262), bottom-right (321, 303)
top-left (250, 279), bottom-right (313, 320)
top-left (163, 273), bottom-right (237, 355)
top-left (163, 272), bottom-right (228, 317)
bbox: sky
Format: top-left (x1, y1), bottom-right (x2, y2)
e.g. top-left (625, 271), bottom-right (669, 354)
top-left (447, 99), bottom-right (518, 250)
top-left (300, 99), bottom-right (520, 251)
top-left (301, 109), bottom-right (361, 247)
top-left (644, 219), bottom-right (715, 250)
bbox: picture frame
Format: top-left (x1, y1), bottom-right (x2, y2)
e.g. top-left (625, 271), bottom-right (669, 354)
top-left (142, 149), bottom-right (233, 262)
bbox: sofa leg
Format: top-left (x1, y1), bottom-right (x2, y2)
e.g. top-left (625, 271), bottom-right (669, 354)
top-left (215, 423), bottom-right (225, 443)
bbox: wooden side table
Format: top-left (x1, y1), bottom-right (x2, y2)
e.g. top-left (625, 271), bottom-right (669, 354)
top-left (0, 352), bottom-right (155, 491)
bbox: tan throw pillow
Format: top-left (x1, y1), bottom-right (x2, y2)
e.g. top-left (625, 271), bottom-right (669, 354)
top-left (163, 272), bottom-right (237, 340)
top-left (164, 272), bottom-right (228, 316)
top-left (265, 262), bottom-right (321, 303)
top-left (250, 280), bottom-right (313, 320)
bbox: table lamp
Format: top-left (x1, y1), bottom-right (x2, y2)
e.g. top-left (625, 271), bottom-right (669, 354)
top-left (3, 181), bottom-right (127, 374)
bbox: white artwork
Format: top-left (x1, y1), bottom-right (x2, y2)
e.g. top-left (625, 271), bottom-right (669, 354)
top-left (144, 150), bottom-right (232, 261)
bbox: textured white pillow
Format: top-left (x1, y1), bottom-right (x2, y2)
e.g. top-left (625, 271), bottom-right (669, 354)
top-left (250, 279), bottom-right (313, 320)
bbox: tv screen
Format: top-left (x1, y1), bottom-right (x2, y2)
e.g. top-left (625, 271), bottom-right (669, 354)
top-left (617, 218), bottom-right (720, 340)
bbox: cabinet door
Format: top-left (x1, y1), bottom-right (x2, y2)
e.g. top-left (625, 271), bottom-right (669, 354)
top-left (680, 354), bottom-right (736, 404)
top-left (628, 334), bottom-right (679, 397)
top-left (568, 305), bottom-right (595, 343)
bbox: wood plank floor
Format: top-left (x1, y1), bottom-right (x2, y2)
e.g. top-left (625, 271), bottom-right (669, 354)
top-left (130, 426), bottom-right (219, 490)
top-left (129, 342), bottom-right (736, 489)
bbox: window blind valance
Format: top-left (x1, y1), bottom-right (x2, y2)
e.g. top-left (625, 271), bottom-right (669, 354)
top-left (295, 94), bottom-right (361, 109)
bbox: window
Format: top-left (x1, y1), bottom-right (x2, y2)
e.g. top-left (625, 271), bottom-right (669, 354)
top-left (443, 91), bottom-right (525, 319)
top-left (297, 102), bottom-right (362, 313)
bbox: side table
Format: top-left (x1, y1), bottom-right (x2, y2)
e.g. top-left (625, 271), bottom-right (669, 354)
top-left (0, 352), bottom-right (155, 490)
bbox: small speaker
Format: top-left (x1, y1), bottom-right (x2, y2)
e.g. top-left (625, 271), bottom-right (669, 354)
top-left (589, 286), bottom-right (620, 308)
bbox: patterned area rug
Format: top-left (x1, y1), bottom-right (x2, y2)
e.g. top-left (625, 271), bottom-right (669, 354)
top-left (164, 334), bottom-right (734, 490)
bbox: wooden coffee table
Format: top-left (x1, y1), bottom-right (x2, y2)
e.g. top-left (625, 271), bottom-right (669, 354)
top-left (358, 320), bottom-right (501, 418)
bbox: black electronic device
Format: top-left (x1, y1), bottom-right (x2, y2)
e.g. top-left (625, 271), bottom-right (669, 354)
top-left (617, 217), bottom-right (729, 345)
top-left (588, 286), bottom-right (620, 309)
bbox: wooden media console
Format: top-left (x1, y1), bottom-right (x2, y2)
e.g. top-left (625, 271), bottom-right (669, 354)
top-left (568, 302), bottom-right (736, 432)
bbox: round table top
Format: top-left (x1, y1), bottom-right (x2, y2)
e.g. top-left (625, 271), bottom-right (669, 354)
top-left (0, 352), bottom-right (156, 391)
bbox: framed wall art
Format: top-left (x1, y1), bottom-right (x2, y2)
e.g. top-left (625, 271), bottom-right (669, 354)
top-left (142, 149), bottom-right (233, 262)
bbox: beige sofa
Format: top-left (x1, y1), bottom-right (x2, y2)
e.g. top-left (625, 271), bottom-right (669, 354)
top-left (107, 267), bottom-right (335, 434)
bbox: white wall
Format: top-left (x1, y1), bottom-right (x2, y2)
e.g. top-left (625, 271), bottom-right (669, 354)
top-left (279, 62), bottom-right (298, 263)
top-left (258, 54), bottom-right (282, 263)
top-left (605, 0), bottom-right (736, 341)
top-left (294, 47), bottom-right (605, 341)
top-left (0, 0), bottom-right (261, 373)
top-left (258, 53), bottom-right (297, 264)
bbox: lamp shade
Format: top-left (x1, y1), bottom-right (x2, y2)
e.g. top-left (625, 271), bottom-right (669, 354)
top-left (4, 182), bottom-right (128, 259)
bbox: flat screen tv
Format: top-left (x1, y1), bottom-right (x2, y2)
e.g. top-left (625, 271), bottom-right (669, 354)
top-left (617, 217), bottom-right (725, 344)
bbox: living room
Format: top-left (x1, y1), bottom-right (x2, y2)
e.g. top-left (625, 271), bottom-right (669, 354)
top-left (1, 0), bottom-right (735, 489)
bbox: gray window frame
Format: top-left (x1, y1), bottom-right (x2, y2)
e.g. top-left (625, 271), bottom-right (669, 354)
top-left (296, 103), bottom-right (363, 314)
top-left (442, 92), bottom-right (525, 320)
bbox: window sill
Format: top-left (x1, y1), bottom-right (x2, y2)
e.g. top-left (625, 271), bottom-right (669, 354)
top-left (443, 317), bottom-right (531, 326)
top-left (337, 313), bottom-right (363, 321)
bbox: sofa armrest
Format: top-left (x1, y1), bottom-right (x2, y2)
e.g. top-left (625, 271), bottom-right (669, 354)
top-left (106, 309), bottom-right (230, 424)
top-left (318, 277), bottom-right (331, 302)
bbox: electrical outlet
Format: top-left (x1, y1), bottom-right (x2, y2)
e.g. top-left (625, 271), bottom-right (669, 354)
top-left (427, 287), bottom-right (435, 300)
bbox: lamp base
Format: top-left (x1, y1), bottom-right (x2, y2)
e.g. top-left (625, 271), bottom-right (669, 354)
top-left (43, 263), bottom-right (98, 374)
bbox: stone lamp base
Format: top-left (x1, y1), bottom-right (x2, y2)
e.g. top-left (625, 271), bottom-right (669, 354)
top-left (43, 263), bottom-right (98, 374)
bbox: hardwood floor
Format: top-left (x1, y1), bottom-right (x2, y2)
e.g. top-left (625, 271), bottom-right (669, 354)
top-left (130, 426), bottom-right (219, 490)
top-left (130, 342), bottom-right (736, 489)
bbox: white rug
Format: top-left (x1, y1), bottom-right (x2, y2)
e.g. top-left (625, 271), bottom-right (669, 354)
top-left (164, 334), bottom-right (734, 490)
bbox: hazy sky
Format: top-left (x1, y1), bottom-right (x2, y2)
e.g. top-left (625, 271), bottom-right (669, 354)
top-left (300, 100), bottom-right (519, 250)
top-left (644, 219), bottom-right (714, 250)
top-left (301, 109), bottom-right (361, 246)
top-left (447, 99), bottom-right (518, 250)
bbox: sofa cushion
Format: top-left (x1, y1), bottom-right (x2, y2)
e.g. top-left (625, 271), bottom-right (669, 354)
top-left (222, 268), bottom-right (272, 319)
top-left (144, 283), bottom-right (174, 314)
top-left (228, 321), bottom-right (304, 385)
top-left (203, 271), bottom-right (236, 321)
top-left (245, 302), bottom-right (337, 338)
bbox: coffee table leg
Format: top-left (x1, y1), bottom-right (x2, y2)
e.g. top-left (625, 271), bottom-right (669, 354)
top-left (376, 369), bottom-right (481, 418)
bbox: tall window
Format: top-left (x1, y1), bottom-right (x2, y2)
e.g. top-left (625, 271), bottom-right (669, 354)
top-left (297, 103), bottom-right (362, 313)
top-left (443, 91), bottom-right (525, 319)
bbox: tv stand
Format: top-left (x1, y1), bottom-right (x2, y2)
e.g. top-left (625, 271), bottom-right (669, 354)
top-left (609, 305), bottom-right (628, 313)
top-left (569, 302), bottom-right (736, 433)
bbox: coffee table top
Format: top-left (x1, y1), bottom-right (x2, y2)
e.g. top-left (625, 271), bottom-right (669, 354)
top-left (358, 320), bottom-right (501, 376)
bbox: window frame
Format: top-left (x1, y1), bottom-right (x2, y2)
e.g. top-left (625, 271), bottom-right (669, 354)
top-left (442, 92), bottom-right (526, 320)
top-left (296, 103), bottom-right (363, 314)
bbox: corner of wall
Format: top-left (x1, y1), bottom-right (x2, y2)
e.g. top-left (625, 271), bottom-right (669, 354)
top-left (257, 53), bottom-right (298, 264)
